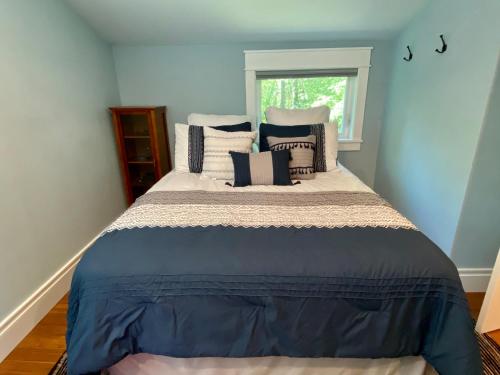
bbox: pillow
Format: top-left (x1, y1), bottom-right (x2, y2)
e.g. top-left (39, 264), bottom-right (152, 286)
top-left (267, 135), bottom-right (316, 180)
top-left (174, 123), bottom-right (191, 172)
top-left (175, 122), bottom-right (252, 172)
top-left (265, 106), bottom-right (330, 125)
top-left (213, 123), bottom-right (251, 132)
top-left (202, 127), bottom-right (256, 180)
top-left (188, 113), bottom-right (252, 127)
top-left (259, 122), bottom-right (338, 171)
top-left (230, 150), bottom-right (292, 187)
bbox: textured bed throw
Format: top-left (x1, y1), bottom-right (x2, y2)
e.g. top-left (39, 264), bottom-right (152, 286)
top-left (67, 190), bottom-right (481, 375)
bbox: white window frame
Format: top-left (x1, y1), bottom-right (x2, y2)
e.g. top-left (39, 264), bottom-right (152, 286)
top-left (244, 47), bottom-right (372, 151)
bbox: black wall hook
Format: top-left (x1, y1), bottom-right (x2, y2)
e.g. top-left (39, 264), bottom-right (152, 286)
top-left (403, 46), bottom-right (413, 61)
top-left (435, 34), bottom-right (447, 53)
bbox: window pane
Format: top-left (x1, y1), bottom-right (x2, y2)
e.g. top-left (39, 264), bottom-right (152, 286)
top-left (259, 76), bottom-right (348, 136)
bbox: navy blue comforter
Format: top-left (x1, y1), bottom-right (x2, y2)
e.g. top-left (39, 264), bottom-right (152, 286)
top-left (66, 192), bottom-right (481, 375)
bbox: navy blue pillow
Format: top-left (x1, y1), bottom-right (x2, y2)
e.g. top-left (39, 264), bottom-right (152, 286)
top-left (188, 122), bottom-right (252, 173)
top-left (230, 150), bottom-right (292, 187)
top-left (212, 122), bottom-right (251, 132)
top-left (259, 123), bottom-right (313, 151)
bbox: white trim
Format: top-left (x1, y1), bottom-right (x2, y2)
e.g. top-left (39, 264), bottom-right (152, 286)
top-left (340, 77), bottom-right (356, 139)
top-left (458, 268), bottom-right (493, 292)
top-left (244, 48), bottom-right (373, 71)
top-left (338, 139), bottom-right (362, 151)
top-left (245, 70), bottom-right (257, 127)
top-left (476, 250), bottom-right (500, 333)
top-left (244, 48), bottom-right (372, 148)
top-left (244, 47), bottom-right (373, 53)
top-left (0, 233), bottom-right (101, 362)
top-left (351, 67), bottom-right (369, 142)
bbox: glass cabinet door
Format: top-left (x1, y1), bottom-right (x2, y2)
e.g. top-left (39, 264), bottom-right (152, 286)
top-left (120, 113), bottom-right (149, 136)
top-left (111, 106), bottom-right (171, 206)
top-left (128, 163), bottom-right (156, 199)
top-left (125, 138), bottom-right (152, 162)
top-left (119, 112), bottom-right (157, 201)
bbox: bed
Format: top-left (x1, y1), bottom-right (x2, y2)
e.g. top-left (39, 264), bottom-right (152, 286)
top-left (66, 166), bottom-right (481, 375)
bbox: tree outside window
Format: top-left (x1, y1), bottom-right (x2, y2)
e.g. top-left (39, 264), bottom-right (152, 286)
top-left (259, 76), bottom-right (347, 134)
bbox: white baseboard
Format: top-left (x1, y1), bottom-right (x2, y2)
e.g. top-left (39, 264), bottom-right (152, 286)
top-left (459, 268), bottom-right (493, 292)
top-left (0, 233), bottom-right (100, 362)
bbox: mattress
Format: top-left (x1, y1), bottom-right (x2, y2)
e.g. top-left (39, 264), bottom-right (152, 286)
top-left (67, 167), bottom-right (481, 375)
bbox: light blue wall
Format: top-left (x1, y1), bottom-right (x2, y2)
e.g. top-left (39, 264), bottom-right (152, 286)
top-left (374, 0), bottom-right (500, 261)
top-left (113, 40), bottom-right (395, 187)
top-left (0, 0), bottom-right (124, 321)
top-left (452, 61), bottom-right (500, 268)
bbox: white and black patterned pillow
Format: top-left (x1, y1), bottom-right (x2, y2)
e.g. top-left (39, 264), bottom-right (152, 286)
top-left (187, 125), bottom-right (204, 173)
top-left (187, 122), bottom-right (252, 173)
top-left (259, 123), bottom-right (324, 171)
top-left (309, 125), bottom-right (326, 172)
top-left (267, 135), bottom-right (316, 180)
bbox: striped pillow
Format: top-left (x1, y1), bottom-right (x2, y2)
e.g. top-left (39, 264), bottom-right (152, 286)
top-left (187, 122), bottom-right (252, 173)
top-left (267, 135), bottom-right (316, 180)
top-left (230, 150), bottom-right (292, 187)
top-left (202, 127), bottom-right (256, 180)
top-left (175, 122), bottom-right (252, 173)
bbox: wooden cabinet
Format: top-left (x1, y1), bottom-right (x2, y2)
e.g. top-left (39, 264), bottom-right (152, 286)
top-left (109, 106), bottom-right (172, 205)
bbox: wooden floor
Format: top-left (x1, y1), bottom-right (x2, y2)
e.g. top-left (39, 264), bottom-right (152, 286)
top-left (0, 292), bottom-right (497, 374)
top-left (467, 292), bottom-right (486, 320)
top-left (489, 329), bottom-right (500, 345)
top-left (0, 296), bottom-right (67, 375)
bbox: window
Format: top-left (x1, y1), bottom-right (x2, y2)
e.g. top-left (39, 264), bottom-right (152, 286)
top-left (257, 70), bottom-right (357, 140)
top-left (245, 48), bottom-right (372, 151)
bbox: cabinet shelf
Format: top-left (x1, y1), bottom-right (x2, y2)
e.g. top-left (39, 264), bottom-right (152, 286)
top-left (127, 160), bottom-right (154, 164)
top-left (124, 135), bottom-right (150, 139)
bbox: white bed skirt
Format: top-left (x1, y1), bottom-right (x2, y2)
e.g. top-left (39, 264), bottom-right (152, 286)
top-left (108, 355), bottom-right (437, 375)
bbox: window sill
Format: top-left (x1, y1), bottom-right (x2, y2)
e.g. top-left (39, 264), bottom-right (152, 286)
top-left (338, 139), bottom-right (362, 151)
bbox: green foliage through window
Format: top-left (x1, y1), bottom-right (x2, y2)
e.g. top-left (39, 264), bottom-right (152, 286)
top-left (259, 76), bottom-right (347, 132)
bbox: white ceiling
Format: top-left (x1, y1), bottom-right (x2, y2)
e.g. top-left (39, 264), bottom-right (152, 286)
top-left (66, 0), bottom-right (429, 45)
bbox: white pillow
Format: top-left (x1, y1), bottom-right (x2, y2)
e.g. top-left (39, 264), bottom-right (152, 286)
top-left (323, 122), bottom-right (338, 171)
top-left (265, 106), bottom-right (330, 125)
top-left (202, 127), bottom-right (256, 180)
top-left (188, 113), bottom-right (252, 126)
top-left (174, 123), bottom-right (190, 172)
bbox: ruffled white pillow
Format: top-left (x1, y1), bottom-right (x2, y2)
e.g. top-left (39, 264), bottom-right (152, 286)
top-left (202, 128), bottom-right (256, 180)
top-left (323, 122), bottom-right (338, 171)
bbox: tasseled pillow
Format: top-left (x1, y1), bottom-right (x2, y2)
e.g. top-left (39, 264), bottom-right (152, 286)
top-left (267, 135), bottom-right (316, 180)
